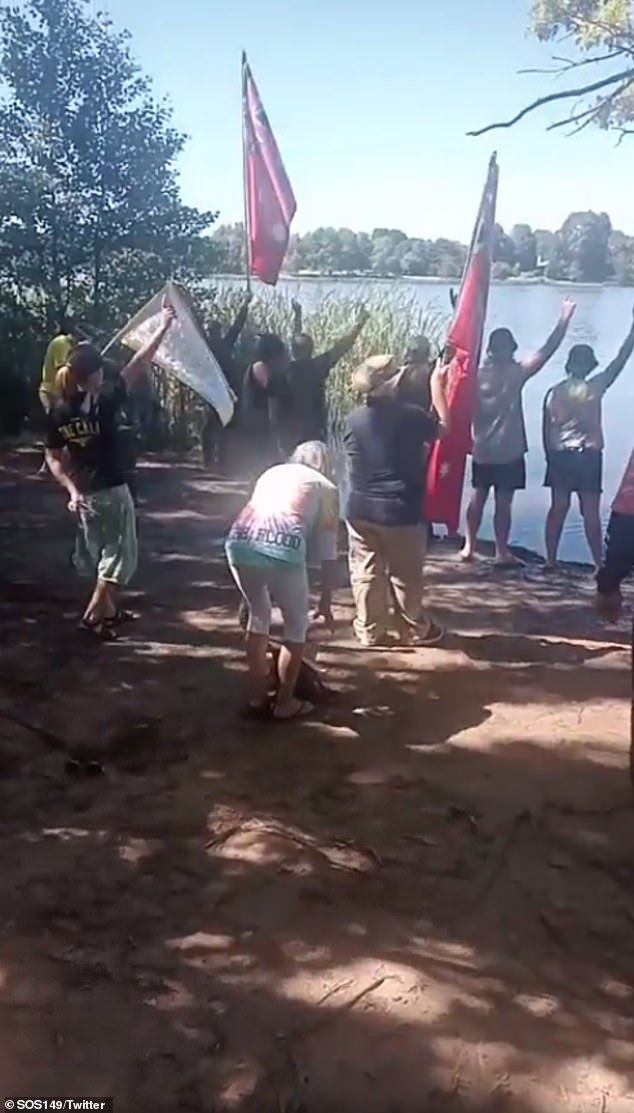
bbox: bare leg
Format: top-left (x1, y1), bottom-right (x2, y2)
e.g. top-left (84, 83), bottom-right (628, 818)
top-left (493, 490), bottom-right (515, 563)
top-left (275, 641), bottom-right (307, 717)
top-left (579, 491), bottom-right (603, 571)
top-left (244, 631), bottom-right (270, 706)
top-left (83, 579), bottom-right (117, 624)
top-left (545, 489), bottom-right (571, 568)
top-left (460, 489), bottom-right (488, 560)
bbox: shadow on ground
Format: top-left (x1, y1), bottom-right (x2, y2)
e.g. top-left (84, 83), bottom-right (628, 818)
top-left (1, 448), bottom-right (633, 1112)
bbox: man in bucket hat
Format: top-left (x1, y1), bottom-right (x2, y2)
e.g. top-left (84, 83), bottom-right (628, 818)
top-left (343, 353), bottom-right (448, 647)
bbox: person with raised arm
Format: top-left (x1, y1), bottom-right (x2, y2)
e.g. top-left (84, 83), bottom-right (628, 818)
top-left (543, 306), bottom-right (634, 571)
top-left (460, 297), bottom-right (576, 568)
top-left (285, 299), bottom-right (370, 449)
top-left (45, 299), bottom-right (176, 638)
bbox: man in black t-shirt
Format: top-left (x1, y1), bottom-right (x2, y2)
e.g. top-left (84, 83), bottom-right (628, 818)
top-left (239, 333), bottom-right (291, 476)
top-left (45, 302), bottom-right (176, 637)
top-left (285, 300), bottom-right (370, 450)
top-left (344, 354), bottom-right (448, 647)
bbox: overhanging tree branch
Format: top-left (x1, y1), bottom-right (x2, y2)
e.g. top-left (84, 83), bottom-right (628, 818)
top-left (468, 66), bottom-right (634, 136)
top-left (518, 49), bottom-right (625, 75)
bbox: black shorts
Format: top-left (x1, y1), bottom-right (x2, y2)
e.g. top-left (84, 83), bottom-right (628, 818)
top-left (544, 449), bottom-right (602, 495)
top-left (472, 457), bottom-right (526, 493)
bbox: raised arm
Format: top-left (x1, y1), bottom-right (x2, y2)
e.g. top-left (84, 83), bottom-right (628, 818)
top-left (121, 301), bottom-right (176, 388)
top-left (593, 306), bottom-right (634, 394)
top-left (318, 307), bottom-right (370, 371)
top-left (520, 297), bottom-right (576, 379)
top-left (224, 292), bottom-right (252, 351)
top-left (291, 299), bottom-right (303, 338)
top-left (429, 360), bottom-right (450, 433)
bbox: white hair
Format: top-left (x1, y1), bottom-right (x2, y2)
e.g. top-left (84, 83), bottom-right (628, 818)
top-left (289, 440), bottom-right (333, 477)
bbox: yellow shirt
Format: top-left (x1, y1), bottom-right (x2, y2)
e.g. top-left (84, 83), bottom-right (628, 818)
top-left (40, 334), bottom-right (73, 396)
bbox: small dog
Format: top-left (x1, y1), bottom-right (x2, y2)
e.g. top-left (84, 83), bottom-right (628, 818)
top-left (237, 600), bottom-right (337, 705)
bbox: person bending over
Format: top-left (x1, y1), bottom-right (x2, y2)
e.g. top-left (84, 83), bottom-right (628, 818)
top-left (460, 297), bottom-right (576, 567)
top-left (45, 301), bottom-right (175, 638)
top-left (543, 305), bottom-right (634, 571)
top-left (225, 440), bottom-right (339, 721)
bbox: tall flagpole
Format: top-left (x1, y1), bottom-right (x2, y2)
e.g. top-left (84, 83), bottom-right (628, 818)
top-left (241, 51), bottom-right (252, 294)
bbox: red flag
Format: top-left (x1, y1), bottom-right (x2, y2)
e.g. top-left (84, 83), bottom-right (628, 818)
top-left (242, 54), bottom-right (297, 286)
top-left (425, 153), bottom-right (499, 532)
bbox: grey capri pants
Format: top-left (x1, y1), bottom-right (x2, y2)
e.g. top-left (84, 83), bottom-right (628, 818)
top-left (228, 556), bottom-right (310, 643)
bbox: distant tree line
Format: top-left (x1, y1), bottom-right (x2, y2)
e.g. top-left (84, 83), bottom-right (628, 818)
top-left (211, 212), bottom-right (634, 285)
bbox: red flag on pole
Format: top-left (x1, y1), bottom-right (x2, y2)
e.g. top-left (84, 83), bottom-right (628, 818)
top-left (242, 54), bottom-right (297, 286)
top-left (425, 153), bottom-right (499, 533)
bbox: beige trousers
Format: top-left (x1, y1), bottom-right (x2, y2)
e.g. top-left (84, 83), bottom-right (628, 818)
top-left (346, 519), bottom-right (429, 644)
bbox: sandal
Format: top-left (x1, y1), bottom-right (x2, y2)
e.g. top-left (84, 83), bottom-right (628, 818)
top-left (78, 619), bottom-right (118, 641)
top-left (272, 700), bottom-right (315, 722)
top-left (402, 621), bottom-right (445, 647)
top-left (104, 609), bottom-right (138, 627)
top-left (240, 700), bottom-right (273, 722)
top-left (65, 757), bottom-right (105, 777)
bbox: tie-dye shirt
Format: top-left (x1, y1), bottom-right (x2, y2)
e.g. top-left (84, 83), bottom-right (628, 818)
top-left (225, 462), bottom-right (339, 568)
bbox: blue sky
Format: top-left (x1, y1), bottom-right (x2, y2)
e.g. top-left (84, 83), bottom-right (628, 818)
top-left (102, 0), bottom-right (634, 241)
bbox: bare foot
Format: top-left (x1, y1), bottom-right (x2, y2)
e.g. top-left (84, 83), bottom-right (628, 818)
top-left (273, 699), bottom-right (314, 721)
top-left (493, 554), bottom-right (523, 570)
top-left (459, 547), bottom-right (474, 563)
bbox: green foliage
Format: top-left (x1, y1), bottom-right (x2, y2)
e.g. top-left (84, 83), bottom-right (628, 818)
top-left (511, 224), bottom-right (538, 272)
top-left (529, 0), bottom-right (634, 133)
top-left (211, 215), bottom-right (634, 284)
top-left (531, 0), bottom-right (632, 48)
top-left (0, 0), bottom-right (216, 340)
top-left (211, 224), bottom-right (469, 280)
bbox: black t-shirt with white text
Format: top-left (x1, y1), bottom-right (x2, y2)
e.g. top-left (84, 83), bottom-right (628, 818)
top-left (344, 398), bottom-right (438, 527)
top-left (45, 379), bottom-right (128, 494)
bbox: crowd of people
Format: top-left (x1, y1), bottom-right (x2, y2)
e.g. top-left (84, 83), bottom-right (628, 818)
top-left (35, 289), bottom-right (634, 722)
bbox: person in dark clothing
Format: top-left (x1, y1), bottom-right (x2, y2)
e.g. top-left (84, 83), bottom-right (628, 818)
top-left (45, 302), bottom-right (175, 637)
top-left (344, 353), bottom-right (449, 647)
top-left (201, 293), bottom-right (252, 472)
top-left (399, 336), bottom-right (435, 409)
top-left (285, 300), bottom-right (370, 449)
top-left (239, 333), bottom-right (291, 477)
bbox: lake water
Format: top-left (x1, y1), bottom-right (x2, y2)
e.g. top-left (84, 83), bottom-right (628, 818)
top-left (226, 276), bottom-right (634, 563)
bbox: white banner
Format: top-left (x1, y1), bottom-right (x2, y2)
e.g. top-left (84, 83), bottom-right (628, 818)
top-left (105, 280), bottom-right (236, 427)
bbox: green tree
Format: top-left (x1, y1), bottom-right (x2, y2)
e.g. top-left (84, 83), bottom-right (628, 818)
top-left (511, 224), bottom-right (538, 272)
top-left (0, 0), bottom-right (216, 334)
top-left (535, 228), bottom-right (558, 268)
top-left (469, 1), bottom-right (634, 138)
top-left (492, 224), bottom-right (517, 267)
top-left (557, 210), bottom-right (612, 281)
top-left (370, 229), bottom-right (408, 275)
top-left (610, 229), bottom-right (634, 284)
top-left (211, 224), bottom-right (246, 274)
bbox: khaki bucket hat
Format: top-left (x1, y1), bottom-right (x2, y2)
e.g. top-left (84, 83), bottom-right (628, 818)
top-left (351, 354), bottom-right (403, 397)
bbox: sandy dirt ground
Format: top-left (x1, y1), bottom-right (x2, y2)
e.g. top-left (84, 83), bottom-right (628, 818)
top-left (1, 447), bottom-right (634, 1113)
